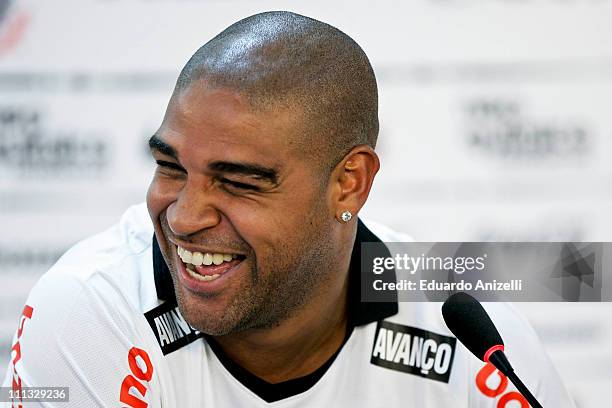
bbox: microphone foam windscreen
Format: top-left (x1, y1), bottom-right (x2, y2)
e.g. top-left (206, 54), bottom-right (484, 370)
top-left (441, 292), bottom-right (504, 361)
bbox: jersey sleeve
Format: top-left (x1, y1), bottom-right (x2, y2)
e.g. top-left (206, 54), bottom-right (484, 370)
top-left (2, 271), bottom-right (163, 408)
top-left (467, 302), bottom-right (576, 408)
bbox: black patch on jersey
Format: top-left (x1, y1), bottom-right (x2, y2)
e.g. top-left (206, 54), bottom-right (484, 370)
top-left (370, 320), bottom-right (457, 383)
top-left (144, 301), bottom-right (203, 355)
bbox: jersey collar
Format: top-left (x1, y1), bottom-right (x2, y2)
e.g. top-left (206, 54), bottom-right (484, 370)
top-left (152, 218), bottom-right (398, 327)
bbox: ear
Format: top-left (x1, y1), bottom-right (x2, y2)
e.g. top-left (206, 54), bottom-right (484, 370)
top-left (330, 145), bottom-right (380, 222)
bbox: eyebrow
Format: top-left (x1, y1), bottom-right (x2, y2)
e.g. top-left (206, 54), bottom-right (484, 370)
top-left (149, 134), bottom-right (279, 185)
top-left (148, 134), bottom-right (178, 159)
top-left (209, 161), bottom-right (279, 185)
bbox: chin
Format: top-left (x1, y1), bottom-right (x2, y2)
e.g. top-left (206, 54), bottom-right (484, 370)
top-left (174, 286), bottom-right (249, 336)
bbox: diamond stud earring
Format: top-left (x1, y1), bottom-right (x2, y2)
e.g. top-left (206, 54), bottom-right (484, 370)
top-left (340, 210), bottom-right (352, 222)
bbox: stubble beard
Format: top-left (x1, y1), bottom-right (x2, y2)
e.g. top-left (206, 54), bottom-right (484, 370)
top-left (162, 208), bottom-right (337, 336)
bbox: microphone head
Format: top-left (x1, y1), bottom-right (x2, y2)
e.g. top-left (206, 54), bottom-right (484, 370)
top-left (442, 292), bottom-right (504, 361)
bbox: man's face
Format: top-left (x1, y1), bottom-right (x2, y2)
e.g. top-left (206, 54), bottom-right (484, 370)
top-left (146, 82), bottom-right (339, 335)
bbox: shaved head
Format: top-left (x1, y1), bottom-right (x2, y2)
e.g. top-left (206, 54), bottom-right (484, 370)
top-left (149, 11), bottom-right (382, 341)
top-left (174, 11), bottom-right (379, 175)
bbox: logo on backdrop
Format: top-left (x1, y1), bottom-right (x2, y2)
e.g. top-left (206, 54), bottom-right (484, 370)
top-left (0, 107), bottom-right (108, 173)
top-left (370, 320), bottom-right (456, 383)
top-left (0, 1), bottom-right (30, 57)
top-left (464, 98), bottom-right (591, 160)
top-left (0, 245), bottom-right (65, 272)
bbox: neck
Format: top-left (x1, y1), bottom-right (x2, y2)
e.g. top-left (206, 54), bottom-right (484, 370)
top-left (212, 245), bottom-right (353, 384)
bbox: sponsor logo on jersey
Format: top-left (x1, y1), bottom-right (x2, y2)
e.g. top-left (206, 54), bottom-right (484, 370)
top-left (476, 362), bottom-right (529, 407)
top-left (10, 304), bottom-right (33, 408)
top-left (144, 301), bottom-right (203, 355)
top-left (370, 320), bottom-right (457, 383)
top-left (120, 347), bottom-right (154, 408)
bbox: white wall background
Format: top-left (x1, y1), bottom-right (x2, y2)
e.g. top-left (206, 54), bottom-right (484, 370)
top-left (1, 0), bottom-right (611, 406)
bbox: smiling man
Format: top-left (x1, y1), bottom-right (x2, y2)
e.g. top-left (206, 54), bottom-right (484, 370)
top-left (3, 11), bottom-right (575, 408)
top-left (146, 10), bottom-right (382, 386)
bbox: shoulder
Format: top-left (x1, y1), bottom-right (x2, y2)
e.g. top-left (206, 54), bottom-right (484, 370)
top-left (12, 202), bottom-right (161, 363)
top-left (16, 202), bottom-right (159, 339)
top-left (50, 202), bottom-right (153, 279)
top-left (4, 204), bottom-right (166, 406)
top-left (39, 202), bottom-right (158, 312)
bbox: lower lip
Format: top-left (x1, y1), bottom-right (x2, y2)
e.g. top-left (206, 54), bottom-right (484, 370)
top-left (176, 253), bottom-right (244, 294)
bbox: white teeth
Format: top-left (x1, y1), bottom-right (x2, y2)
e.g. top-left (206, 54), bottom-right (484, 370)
top-left (186, 267), bottom-right (221, 282)
top-left (203, 253), bottom-right (213, 266)
top-left (177, 246), bottom-right (240, 266)
top-left (212, 253), bottom-right (224, 265)
top-left (192, 252), bottom-right (203, 266)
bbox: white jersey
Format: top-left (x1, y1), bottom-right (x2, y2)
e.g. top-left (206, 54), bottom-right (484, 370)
top-left (3, 203), bottom-right (575, 407)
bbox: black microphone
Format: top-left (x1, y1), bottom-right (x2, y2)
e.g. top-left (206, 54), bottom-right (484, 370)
top-left (442, 292), bottom-right (544, 408)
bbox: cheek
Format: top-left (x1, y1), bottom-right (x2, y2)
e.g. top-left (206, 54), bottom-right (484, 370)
top-left (230, 195), bottom-right (324, 262)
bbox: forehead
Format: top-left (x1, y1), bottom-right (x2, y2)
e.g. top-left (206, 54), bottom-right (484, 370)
top-left (158, 82), bottom-right (301, 165)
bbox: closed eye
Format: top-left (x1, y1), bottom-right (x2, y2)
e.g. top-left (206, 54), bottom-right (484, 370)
top-left (220, 178), bottom-right (260, 191)
top-left (156, 160), bottom-right (186, 173)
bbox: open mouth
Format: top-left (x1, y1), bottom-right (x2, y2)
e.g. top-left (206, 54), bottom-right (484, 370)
top-left (177, 245), bottom-right (246, 283)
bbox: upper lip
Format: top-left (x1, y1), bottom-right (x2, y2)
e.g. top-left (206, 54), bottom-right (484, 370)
top-left (172, 241), bottom-right (244, 256)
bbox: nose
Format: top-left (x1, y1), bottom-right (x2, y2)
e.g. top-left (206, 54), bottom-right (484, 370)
top-left (166, 179), bottom-right (222, 238)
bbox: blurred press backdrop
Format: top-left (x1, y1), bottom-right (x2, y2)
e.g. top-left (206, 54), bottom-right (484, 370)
top-left (1, 0), bottom-right (611, 406)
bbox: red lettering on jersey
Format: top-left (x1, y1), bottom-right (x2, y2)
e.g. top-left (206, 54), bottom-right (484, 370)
top-left (476, 362), bottom-right (508, 397)
top-left (476, 363), bottom-right (531, 407)
top-left (119, 347), bottom-right (154, 408)
top-left (120, 375), bottom-right (148, 408)
top-left (16, 306), bottom-right (33, 337)
top-left (11, 375), bottom-right (22, 408)
top-left (10, 305), bottom-right (33, 408)
top-left (11, 342), bottom-right (21, 367)
top-left (128, 347), bottom-right (154, 382)
top-left (498, 391), bottom-right (529, 408)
